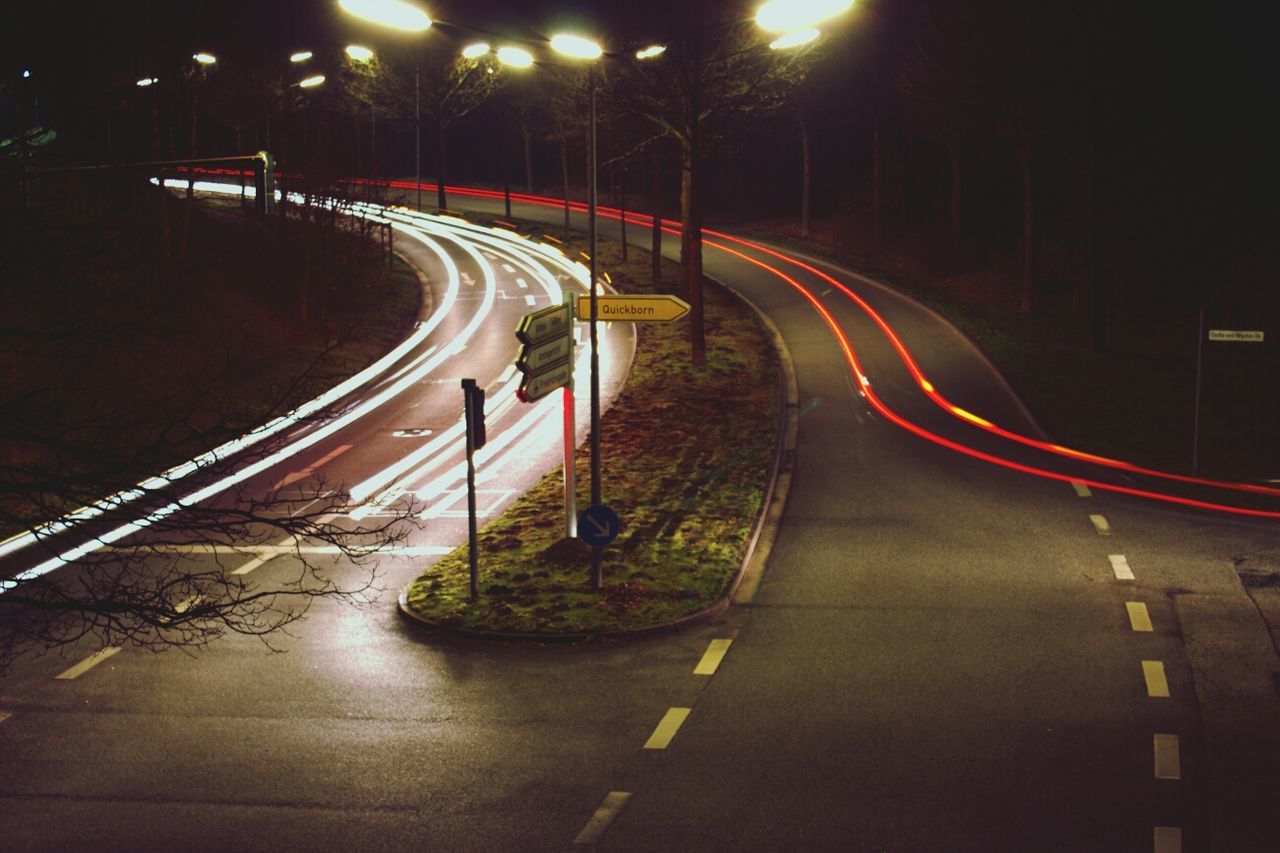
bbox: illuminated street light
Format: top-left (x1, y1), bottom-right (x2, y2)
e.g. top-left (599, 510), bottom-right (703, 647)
top-left (635, 44), bottom-right (666, 60)
top-left (193, 52), bottom-right (218, 65)
top-left (299, 74), bottom-right (326, 88)
top-left (461, 42), bottom-right (491, 60)
top-left (346, 44), bottom-right (376, 62)
top-left (755, 0), bottom-right (853, 32)
top-left (549, 31), bottom-right (608, 588)
top-left (770, 28), bottom-right (820, 50)
top-left (338, 0), bottom-right (431, 31)
top-left (22, 69), bottom-right (31, 78)
top-left (290, 51), bottom-right (314, 63)
top-left (550, 33), bottom-right (603, 60)
top-left (136, 77), bottom-right (159, 87)
top-left (496, 46), bottom-right (534, 68)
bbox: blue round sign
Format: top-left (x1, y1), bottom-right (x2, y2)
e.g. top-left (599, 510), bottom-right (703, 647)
top-left (577, 505), bottom-right (621, 547)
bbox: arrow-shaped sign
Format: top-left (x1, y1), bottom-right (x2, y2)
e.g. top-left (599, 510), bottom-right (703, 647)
top-left (517, 358), bottom-right (572, 403)
top-left (575, 293), bottom-right (691, 323)
top-left (517, 335), bottom-right (573, 376)
top-left (517, 302), bottom-right (573, 345)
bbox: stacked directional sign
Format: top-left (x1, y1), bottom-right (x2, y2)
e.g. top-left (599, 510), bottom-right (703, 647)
top-left (516, 302), bottom-right (574, 402)
top-left (574, 293), bottom-right (690, 323)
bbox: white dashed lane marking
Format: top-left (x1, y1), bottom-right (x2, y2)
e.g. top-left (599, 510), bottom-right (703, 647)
top-left (1109, 554), bottom-right (1135, 580)
top-left (1072, 481), bottom-right (1092, 497)
top-left (1090, 514), bottom-right (1111, 535)
top-left (55, 647), bottom-right (122, 680)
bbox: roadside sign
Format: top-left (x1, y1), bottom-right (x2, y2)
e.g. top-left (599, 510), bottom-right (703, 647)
top-left (517, 335), bottom-right (573, 376)
top-left (516, 302), bottom-right (573, 345)
top-left (517, 358), bottom-right (572, 403)
top-left (577, 504), bottom-right (620, 547)
top-left (1208, 330), bottom-right (1265, 343)
top-left (575, 293), bottom-right (690, 323)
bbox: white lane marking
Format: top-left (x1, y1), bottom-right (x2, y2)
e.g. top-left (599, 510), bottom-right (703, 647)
top-left (174, 595), bottom-right (202, 614)
top-left (132, 543), bottom-right (452, 561)
top-left (1126, 602), bottom-right (1154, 632)
top-left (1072, 481), bottom-right (1092, 497)
top-left (1109, 554), bottom-right (1135, 580)
top-left (693, 639), bottom-right (733, 676)
top-left (231, 555), bottom-right (273, 576)
top-left (1090, 514), bottom-right (1111, 535)
top-left (1154, 734), bottom-right (1181, 779)
top-left (55, 647), bottom-right (122, 680)
top-left (498, 364), bottom-right (517, 383)
top-left (271, 444), bottom-right (354, 491)
top-left (516, 277), bottom-right (528, 288)
top-left (1143, 660), bottom-right (1171, 697)
top-left (1154, 826), bottom-right (1182, 853)
top-left (572, 791), bottom-right (632, 845)
top-left (644, 707), bottom-right (692, 750)
top-left (525, 295), bottom-right (536, 306)
top-left (502, 263), bottom-right (516, 273)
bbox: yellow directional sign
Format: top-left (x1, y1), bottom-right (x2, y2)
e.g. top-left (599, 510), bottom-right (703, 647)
top-left (575, 293), bottom-right (690, 323)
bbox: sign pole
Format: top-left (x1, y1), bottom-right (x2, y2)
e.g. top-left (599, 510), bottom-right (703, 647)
top-left (588, 68), bottom-right (603, 591)
top-left (462, 378), bottom-right (480, 601)
top-left (563, 295), bottom-right (577, 540)
top-left (1192, 308), bottom-right (1204, 475)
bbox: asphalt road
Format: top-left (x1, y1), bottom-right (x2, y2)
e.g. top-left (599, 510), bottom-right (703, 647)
top-left (1, 187), bottom-right (1277, 852)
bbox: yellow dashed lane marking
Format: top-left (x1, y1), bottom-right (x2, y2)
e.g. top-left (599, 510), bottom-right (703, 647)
top-left (55, 647), bottom-right (122, 680)
top-left (1126, 602), bottom-right (1154, 632)
top-left (1154, 734), bottom-right (1181, 780)
top-left (1143, 660), bottom-right (1171, 697)
top-left (644, 707), bottom-right (692, 750)
top-left (694, 639), bottom-right (733, 676)
top-left (573, 791), bottom-right (632, 845)
top-left (1154, 826), bottom-right (1182, 853)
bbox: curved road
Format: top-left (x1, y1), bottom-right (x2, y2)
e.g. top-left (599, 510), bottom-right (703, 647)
top-left (1, 185), bottom-right (1277, 851)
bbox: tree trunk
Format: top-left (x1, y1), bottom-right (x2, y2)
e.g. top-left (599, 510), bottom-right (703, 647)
top-left (616, 172), bottom-right (628, 262)
top-left (1020, 149), bottom-right (1035, 314)
top-left (521, 125), bottom-right (535, 194)
top-left (650, 150), bottom-right (663, 290)
top-left (436, 123), bottom-right (448, 211)
top-left (680, 144), bottom-right (705, 367)
top-left (799, 111), bottom-right (812, 238)
top-left (872, 111), bottom-right (883, 254)
top-left (560, 136), bottom-right (571, 237)
top-left (948, 132), bottom-right (963, 272)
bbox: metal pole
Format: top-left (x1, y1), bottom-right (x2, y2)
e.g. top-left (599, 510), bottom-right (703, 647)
top-left (463, 378), bottom-right (480, 600)
top-left (588, 68), bottom-right (603, 589)
top-left (415, 68), bottom-right (421, 212)
top-left (1192, 308), bottom-right (1205, 475)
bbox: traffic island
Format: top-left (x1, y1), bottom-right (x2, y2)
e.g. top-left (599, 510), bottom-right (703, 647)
top-left (400, 237), bottom-right (789, 638)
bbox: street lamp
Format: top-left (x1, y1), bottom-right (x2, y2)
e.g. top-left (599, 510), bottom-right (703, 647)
top-left (193, 52), bottom-right (218, 65)
top-left (549, 31), bottom-right (608, 588)
top-left (345, 44), bottom-right (376, 62)
top-left (769, 28), bottom-right (820, 50)
top-left (290, 51), bottom-right (314, 63)
top-left (755, 0), bottom-right (854, 31)
top-left (338, 0), bottom-right (431, 31)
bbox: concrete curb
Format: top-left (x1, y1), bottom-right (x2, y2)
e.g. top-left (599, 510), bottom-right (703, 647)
top-left (395, 273), bottom-right (799, 641)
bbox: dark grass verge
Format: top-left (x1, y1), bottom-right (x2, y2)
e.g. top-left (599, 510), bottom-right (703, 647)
top-left (403, 234), bottom-right (780, 635)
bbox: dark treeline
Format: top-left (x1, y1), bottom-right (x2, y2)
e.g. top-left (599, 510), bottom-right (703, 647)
top-left (4, 0), bottom-right (1276, 343)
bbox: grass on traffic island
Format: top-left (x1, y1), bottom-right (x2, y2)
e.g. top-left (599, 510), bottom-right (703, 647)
top-left (404, 234), bottom-right (780, 635)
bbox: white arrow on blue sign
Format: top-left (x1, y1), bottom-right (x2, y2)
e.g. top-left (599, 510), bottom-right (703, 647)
top-left (577, 505), bottom-right (620, 547)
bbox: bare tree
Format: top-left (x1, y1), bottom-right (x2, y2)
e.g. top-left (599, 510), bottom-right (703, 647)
top-left (0, 175), bottom-right (420, 671)
top-left (610, 1), bottom-right (808, 365)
